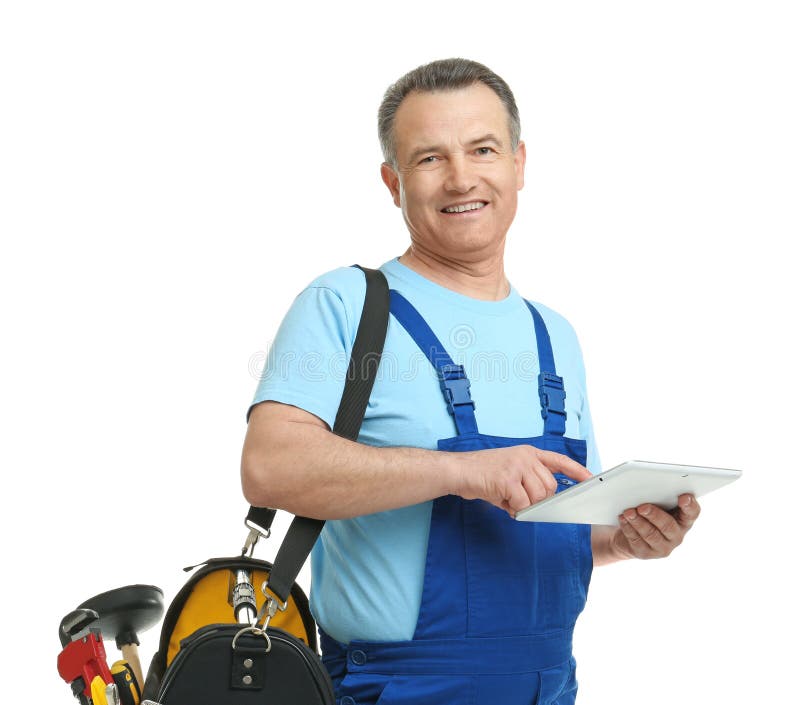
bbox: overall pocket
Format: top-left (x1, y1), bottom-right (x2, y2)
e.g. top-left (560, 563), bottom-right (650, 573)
top-left (438, 434), bottom-right (589, 636)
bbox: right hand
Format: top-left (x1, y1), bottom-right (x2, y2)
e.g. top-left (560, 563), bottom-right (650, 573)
top-left (456, 445), bottom-right (592, 517)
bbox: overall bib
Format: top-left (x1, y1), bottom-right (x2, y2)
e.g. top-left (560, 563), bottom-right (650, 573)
top-left (321, 291), bottom-right (593, 705)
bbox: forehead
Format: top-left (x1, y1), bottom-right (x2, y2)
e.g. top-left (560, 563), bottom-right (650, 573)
top-left (393, 83), bottom-right (511, 156)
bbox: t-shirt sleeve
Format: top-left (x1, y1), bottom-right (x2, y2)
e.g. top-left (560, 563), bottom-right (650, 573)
top-left (248, 275), bottom-right (365, 429)
top-left (574, 340), bottom-right (603, 476)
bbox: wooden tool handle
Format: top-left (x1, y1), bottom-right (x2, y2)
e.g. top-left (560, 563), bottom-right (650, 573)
top-left (120, 643), bottom-right (144, 699)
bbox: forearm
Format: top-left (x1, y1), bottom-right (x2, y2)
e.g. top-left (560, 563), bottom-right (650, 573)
top-left (242, 401), bottom-right (593, 520)
top-left (241, 416), bottom-right (459, 520)
top-left (591, 524), bottom-right (632, 567)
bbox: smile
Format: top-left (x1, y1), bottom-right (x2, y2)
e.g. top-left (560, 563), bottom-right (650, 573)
top-left (441, 201), bottom-right (487, 214)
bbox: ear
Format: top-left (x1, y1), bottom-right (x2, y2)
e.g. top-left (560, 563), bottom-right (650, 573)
top-left (514, 141), bottom-right (526, 191)
top-left (380, 162), bottom-right (402, 208)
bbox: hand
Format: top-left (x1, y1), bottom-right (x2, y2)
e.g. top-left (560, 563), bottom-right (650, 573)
top-left (458, 445), bottom-right (592, 517)
top-left (612, 494), bottom-right (701, 560)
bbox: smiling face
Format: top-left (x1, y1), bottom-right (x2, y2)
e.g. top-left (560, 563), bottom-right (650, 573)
top-left (381, 82), bottom-right (526, 264)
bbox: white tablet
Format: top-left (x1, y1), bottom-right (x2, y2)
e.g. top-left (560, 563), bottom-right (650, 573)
top-left (515, 460), bottom-right (742, 526)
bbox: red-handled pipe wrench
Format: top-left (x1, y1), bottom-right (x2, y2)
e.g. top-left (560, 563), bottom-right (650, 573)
top-left (57, 608), bottom-right (120, 705)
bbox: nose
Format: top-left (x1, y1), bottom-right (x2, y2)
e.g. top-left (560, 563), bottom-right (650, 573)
top-left (443, 153), bottom-right (478, 193)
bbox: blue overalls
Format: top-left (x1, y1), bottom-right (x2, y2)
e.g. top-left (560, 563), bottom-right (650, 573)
top-left (321, 290), bottom-right (593, 705)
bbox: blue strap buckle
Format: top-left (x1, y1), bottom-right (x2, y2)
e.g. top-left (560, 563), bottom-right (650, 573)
top-left (438, 364), bottom-right (475, 416)
top-left (538, 371), bottom-right (566, 419)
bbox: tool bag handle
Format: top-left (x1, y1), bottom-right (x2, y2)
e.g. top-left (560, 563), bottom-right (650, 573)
top-left (253, 264), bottom-right (390, 605)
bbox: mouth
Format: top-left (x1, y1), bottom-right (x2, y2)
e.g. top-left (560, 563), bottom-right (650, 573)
top-left (440, 201), bottom-right (488, 214)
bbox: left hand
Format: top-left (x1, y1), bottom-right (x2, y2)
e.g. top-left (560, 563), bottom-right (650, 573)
top-left (612, 494), bottom-right (701, 560)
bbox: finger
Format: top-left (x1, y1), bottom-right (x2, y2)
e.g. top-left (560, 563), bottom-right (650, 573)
top-left (636, 504), bottom-right (682, 543)
top-left (506, 482), bottom-right (536, 515)
top-left (531, 456), bottom-right (558, 495)
top-left (521, 468), bottom-right (552, 507)
top-left (622, 508), bottom-right (671, 554)
top-left (618, 512), bottom-right (651, 558)
top-left (537, 449), bottom-right (592, 482)
top-left (674, 494), bottom-right (700, 528)
top-left (500, 499), bottom-right (516, 518)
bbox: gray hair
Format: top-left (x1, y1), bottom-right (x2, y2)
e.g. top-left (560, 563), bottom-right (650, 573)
top-left (378, 58), bottom-right (521, 167)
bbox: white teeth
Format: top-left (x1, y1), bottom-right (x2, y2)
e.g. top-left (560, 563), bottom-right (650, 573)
top-left (443, 202), bottom-right (486, 213)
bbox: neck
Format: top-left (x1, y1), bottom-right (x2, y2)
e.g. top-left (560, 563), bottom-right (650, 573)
top-left (397, 247), bottom-right (509, 301)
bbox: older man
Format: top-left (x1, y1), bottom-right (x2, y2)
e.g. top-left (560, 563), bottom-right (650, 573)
top-left (241, 58), bottom-right (699, 705)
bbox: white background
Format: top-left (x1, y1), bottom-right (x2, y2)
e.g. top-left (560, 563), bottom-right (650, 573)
top-left (2, 1), bottom-right (797, 703)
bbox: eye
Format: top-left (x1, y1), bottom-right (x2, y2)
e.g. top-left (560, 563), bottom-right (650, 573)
top-left (419, 155), bottom-right (439, 165)
top-left (475, 146), bottom-right (494, 156)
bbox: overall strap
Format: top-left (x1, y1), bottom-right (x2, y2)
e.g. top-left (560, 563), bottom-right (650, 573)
top-left (389, 290), bottom-right (479, 436)
top-left (263, 265), bottom-right (390, 605)
top-left (524, 300), bottom-right (566, 437)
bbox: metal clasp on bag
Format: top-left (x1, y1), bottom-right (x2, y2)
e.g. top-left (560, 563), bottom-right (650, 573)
top-left (232, 626), bottom-right (272, 654)
top-left (241, 523), bottom-right (270, 558)
top-left (255, 583), bottom-right (287, 631)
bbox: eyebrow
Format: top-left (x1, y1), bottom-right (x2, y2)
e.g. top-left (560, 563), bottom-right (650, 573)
top-left (406, 133), bottom-right (505, 164)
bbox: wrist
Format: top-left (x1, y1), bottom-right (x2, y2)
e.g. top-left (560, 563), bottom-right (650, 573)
top-left (592, 525), bottom-right (633, 567)
top-left (609, 527), bottom-right (634, 562)
top-left (438, 449), bottom-right (473, 499)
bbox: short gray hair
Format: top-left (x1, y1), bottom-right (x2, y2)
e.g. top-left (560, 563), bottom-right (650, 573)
top-left (378, 58), bottom-right (521, 167)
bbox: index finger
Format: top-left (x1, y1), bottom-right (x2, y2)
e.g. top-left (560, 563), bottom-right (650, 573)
top-left (537, 450), bottom-right (592, 482)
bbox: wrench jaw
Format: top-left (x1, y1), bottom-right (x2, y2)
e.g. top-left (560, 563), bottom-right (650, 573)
top-left (57, 608), bottom-right (119, 704)
top-left (59, 608), bottom-right (101, 648)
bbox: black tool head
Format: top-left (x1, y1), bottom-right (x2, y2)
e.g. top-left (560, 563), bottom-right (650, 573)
top-left (78, 584), bottom-right (164, 648)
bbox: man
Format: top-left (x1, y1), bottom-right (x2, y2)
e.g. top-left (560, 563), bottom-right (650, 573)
top-left (241, 58), bottom-right (700, 704)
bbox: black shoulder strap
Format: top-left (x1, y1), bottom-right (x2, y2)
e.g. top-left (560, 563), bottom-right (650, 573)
top-left (262, 264), bottom-right (390, 604)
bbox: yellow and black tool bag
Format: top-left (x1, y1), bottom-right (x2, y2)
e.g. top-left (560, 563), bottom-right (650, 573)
top-left (140, 265), bottom-right (389, 705)
top-left (140, 549), bottom-right (334, 705)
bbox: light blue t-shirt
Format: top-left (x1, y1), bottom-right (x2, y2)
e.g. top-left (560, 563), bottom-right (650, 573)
top-left (251, 257), bottom-right (601, 644)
